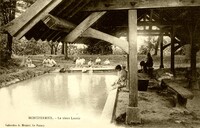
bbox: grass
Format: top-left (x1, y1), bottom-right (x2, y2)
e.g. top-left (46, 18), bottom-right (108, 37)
top-left (0, 54), bottom-right (200, 87)
top-left (2, 54), bottom-right (200, 74)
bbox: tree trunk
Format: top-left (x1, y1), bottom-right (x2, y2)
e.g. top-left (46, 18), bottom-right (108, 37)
top-left (64, 42), bottom-right (68, 59)
top-left (54, 47), bottom-right (57, 55)
top-left (50, 46), bottom-right (54, 54)
top-left (61, 42), bottom-right (64, 54)
top-left (154, 37), bottom-right (160, 56)
top-left (54, 45), bottom-right (58, 55)
top-left (6, 33), bottom-right (12, 60)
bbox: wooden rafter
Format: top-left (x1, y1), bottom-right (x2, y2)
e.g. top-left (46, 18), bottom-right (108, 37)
top-left (66, 0), bottom-right (91, 19)
top-left (55, 0), bottom-right (74, 15)
top-left (42, 14), bottom-right (75, 32)
top-left (61, 0), bottom-right (84, 18)
top-left (4, 0), bottom-right (62, 39)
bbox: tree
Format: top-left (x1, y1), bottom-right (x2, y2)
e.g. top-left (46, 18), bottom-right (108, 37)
top-left (0, 0), bottom-right (17, 62)
top-left (12, 38), bottom-right (47, 55)
top-left (0, 0), bottom-right (37, 63)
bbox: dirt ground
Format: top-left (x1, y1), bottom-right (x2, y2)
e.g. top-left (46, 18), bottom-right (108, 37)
top-left (114, 79), bottom-right (200, 128)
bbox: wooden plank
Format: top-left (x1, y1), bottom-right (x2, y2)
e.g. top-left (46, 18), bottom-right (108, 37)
top-left (128, 10), bottom-right (138, 107)
top-left (101, 88), bottom-right (118, 123)
top-left (64, 11), bottom-right (106, 42)
top-left (138, 30), bottom-right (170, 36)
top-left (5, 0), bottom-right (62, 39)
top-left (162, 79), bottom-right (194, 99)
top-left (137, 21), bottom-right (177, 27)
top-left (83, 0), bottom-right (200, 11)
top-left (82, 28), bottom-right (128, 53)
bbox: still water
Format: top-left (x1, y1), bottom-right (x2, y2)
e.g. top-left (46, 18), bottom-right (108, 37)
top-left (0, 72), bottom-right (117, 127)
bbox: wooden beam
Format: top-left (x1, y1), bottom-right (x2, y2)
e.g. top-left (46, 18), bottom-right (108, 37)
top-left (82, 28), bottom-right (128, 53)
top-left (42, 14), bottom-right (128, 53)
top-left (138, 30), bottom-right (170, 36)
top-left (189, 26), bottom-right (199, 89)
top-left (138, 21), bottom-right (175, 27)
top-left (64, 11), bottom-right (106, 42)
top-left (4, 0), bottom-right (62, 39)
top-left (83, 0), bottom-right (200, 11)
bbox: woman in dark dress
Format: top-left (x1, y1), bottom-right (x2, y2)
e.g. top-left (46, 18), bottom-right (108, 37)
top-left (140, 52), bottom-right (153, 73)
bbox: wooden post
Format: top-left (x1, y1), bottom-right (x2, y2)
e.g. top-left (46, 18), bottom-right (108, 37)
top-left (160, 30), bottom-right (164, 68)
top-left (171, 26), bottom-right (175, 75)
top-left (126, 10), bottom-right (141, 124)
top-left (190, 35), bottom-right (199, 89)
top-left (128, 10), bottom-right (138, 108)
top-left (64, 42), bottom-right (68, 59)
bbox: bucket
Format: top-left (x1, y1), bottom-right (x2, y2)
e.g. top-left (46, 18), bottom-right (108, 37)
top-left (138, 79), bottom-right (149, 91)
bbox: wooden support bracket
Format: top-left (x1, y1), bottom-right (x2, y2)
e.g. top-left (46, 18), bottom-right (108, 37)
top-left (64, 11), bottom-right (106, 43)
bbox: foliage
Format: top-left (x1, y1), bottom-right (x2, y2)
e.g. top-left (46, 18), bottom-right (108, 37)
top-left (0, 0), bottom-right (16, 24)
top-left (112, 45), bottom-right (126, 55)
top-left (86, 41), bottom-right (113, 55)
top-left (138, 36), bottom-right (158, 55)
top-left (0, 33), bottom-right (8, 62)
top-left (68, 44), bottom-right (87, 55)
top-left (12, 38), bottom-right (47, 55)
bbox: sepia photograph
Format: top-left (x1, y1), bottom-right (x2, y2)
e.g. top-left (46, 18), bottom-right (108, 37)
top-left (0, 0), bottom-right (200, 127)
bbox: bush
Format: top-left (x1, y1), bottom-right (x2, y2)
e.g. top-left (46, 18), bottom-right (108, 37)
top-left (13, 38), bottom-right (47, 55)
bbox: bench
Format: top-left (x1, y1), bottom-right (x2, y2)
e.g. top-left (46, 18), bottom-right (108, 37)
top-left (161, 79), bottom-right (194, 107)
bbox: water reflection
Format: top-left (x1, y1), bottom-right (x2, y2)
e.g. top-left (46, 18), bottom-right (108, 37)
top-left (0, 72), bottom-right (117, 126)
